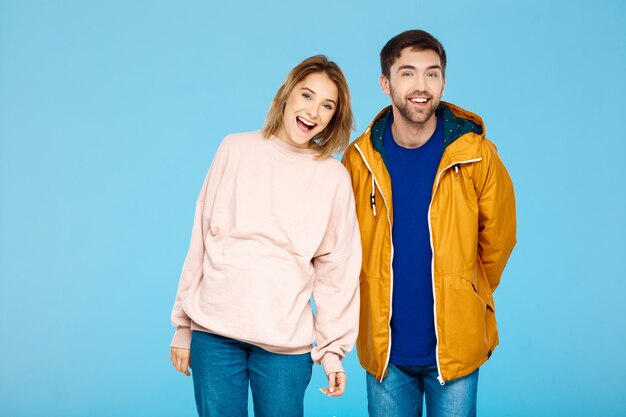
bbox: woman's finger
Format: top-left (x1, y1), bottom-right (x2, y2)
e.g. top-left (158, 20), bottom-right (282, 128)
top-left (327, 372), bottom-right (337, 393)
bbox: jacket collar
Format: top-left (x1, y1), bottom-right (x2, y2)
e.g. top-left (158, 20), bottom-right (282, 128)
top-left (354, 101), bottom-right (486, 167)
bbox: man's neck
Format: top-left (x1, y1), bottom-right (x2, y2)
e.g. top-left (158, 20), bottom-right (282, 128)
top-left (390, 108), bottom-right (437, 149)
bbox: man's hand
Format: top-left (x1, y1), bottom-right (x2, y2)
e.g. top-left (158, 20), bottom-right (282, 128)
top-left (320, 372), bottom-right (346, 397)
top-left (170, 347), bottom-right (191, 376)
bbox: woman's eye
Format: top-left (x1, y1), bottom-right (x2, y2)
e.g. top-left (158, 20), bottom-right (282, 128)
top-left (323, 104), bottom-right (334, 110)
top-left (302, 93), bottom-right (311, 99)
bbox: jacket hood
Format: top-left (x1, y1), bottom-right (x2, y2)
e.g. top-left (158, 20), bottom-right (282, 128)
top-left (355, 102), bottom-right (486, 165)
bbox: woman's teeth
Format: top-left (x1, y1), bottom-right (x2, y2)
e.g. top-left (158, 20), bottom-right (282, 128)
top-left (297, 116), bottom-right (316, 131)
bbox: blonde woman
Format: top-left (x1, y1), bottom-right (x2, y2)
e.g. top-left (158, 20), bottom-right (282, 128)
top-left (169, 55), bottom-right (361, 417)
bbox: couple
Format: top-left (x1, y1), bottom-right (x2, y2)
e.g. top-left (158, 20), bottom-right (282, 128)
top-left (169, 29), bottom-right (517, 417)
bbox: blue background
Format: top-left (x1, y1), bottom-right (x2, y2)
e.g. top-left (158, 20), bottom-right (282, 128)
top-left (1, 1), bottom-right (625, 416)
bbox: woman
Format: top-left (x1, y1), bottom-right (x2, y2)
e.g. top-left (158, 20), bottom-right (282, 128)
top-left (169, 55), bottom-right (361, 417)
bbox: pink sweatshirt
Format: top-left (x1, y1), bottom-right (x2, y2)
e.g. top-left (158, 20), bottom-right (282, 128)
top-left (170, 131), bottom-right (361, 375)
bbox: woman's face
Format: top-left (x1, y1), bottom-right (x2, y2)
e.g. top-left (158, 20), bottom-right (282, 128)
top-left (275, 72), bottom-right (338, 148)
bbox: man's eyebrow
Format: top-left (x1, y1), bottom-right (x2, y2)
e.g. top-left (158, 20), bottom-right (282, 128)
top-left (396, 64), bottom-right (442, 72)
top-left (301, 87), bottom-right (337, 106)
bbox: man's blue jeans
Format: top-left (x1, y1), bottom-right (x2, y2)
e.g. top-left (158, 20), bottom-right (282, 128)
top-left (366, 363), bottom-right (479, 417)
top-left (190, 330), bottom-right (313, 417)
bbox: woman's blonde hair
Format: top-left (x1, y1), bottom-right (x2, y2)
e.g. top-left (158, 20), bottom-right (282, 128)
top-left (262, 55), bottom-right (354, 159)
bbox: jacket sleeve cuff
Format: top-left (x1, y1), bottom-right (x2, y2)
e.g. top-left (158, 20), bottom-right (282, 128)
top-left (170, 327), bottom-right (192, 349)
top-left (321, 352), bottom-right (344, 376)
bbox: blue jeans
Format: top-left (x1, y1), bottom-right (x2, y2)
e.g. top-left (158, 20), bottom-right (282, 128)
top-left (190, 330), bottom-right (313, 417)
top-left (366, 364), bottom-right (479, 417)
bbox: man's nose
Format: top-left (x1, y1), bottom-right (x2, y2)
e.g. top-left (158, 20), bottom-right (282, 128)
top-left (414, 75), bottom-right (427, 91)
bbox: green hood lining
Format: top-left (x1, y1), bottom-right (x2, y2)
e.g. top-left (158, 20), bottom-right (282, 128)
top-left (369, 105), bottom-right (483, 166)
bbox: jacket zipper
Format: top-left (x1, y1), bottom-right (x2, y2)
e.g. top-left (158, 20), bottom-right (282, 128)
top-left (354, 144), bottom-right (394, 382)
top-left (428, 157), bottom-right (482, 385)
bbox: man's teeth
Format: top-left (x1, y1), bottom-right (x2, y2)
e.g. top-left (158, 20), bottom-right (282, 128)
top-left (410, 98), bottom-right (429, 103)
top-left (297, 116), bottom-right (315, 127)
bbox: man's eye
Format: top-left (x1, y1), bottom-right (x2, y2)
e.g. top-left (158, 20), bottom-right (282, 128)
top-left (402, 72), bottom-right (413, 77)
top-left (428, 73), bottom-right (439, 78)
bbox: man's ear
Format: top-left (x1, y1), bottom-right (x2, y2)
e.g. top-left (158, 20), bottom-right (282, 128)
top-left (380, 75), bottom-right (390, 96)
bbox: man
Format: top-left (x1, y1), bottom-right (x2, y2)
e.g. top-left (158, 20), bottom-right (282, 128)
top-left (342, 30), bottom-right (516, 416)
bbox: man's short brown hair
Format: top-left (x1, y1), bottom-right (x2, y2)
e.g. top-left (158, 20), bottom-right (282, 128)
top-left (380, 30), bottom-right (447, 78)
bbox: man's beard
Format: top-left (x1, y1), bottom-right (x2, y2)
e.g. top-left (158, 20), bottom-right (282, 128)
top-left (390, 85), bottom-right (438, 124)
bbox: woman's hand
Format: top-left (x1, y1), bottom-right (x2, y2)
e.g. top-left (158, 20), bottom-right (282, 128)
top-left (320, 372), bottom-right (346, 397)
top-left (170, 347), bottom-right (191, 376)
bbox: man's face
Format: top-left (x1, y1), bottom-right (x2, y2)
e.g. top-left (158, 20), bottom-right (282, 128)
top-left (380, 48), bottom-right (445, 125)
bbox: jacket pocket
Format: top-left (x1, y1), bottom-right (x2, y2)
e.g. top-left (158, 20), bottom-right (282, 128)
top-left (438, 271), bottom-right (497, 374)
top-left (467, 267), bottom-right (495, 312)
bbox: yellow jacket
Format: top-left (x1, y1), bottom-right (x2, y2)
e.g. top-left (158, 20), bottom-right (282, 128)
top-left (342, 102), bottom-right (516, 383)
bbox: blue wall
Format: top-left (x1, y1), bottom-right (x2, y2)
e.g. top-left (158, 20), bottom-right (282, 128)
top-left (1, 1), bottom-right (625, 416)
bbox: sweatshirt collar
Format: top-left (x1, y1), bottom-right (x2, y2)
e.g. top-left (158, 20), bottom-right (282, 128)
top-left (268, 134), bottom-right (317, 155)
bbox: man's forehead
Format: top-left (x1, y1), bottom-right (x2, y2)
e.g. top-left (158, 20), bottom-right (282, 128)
top-left (393, 49), bottom-right (442, 67)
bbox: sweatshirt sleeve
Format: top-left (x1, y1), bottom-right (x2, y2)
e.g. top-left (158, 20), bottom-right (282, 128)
top-left (310, 173), bottom-right (362, 375)
top-left (170, 141), bottom-right (229, 349)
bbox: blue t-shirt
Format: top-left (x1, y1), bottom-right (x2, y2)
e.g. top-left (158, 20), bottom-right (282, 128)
top-left (384, 114), bottom-right (444, 366)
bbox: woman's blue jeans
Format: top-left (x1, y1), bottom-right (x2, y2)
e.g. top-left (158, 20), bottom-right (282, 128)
top-left (366, 363), bottom-right (479, 417)
top-left (190, 330), bottom-right (313, 417)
